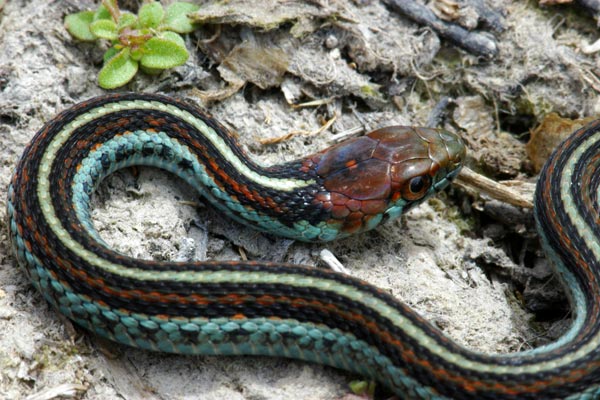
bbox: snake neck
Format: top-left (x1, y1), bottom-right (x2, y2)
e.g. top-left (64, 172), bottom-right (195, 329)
top-left (17, 93), bottom-right (465, 246)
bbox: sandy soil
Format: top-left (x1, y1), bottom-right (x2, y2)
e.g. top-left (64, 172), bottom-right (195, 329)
top-left (0, 0), bottom-right (597, 399)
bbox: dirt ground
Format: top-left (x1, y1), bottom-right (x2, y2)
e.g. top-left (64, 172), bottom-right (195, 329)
top-left (0, 0), bottom-right (598, 399)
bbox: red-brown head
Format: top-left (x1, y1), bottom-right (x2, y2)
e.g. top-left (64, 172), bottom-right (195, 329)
top-left (310, 126), bottom-right (465, 238)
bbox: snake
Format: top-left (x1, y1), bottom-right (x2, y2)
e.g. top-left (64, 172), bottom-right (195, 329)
top-left (7, 92), bottom-right (600, 399)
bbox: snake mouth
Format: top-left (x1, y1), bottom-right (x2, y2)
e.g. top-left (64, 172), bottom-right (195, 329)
top-left (433, 160), bottom-right (464, 192)
top-left (446, 162), bottom-right (463, 180)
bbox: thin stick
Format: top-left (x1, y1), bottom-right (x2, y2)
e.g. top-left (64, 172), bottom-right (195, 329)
top-left (383, 0), bottom-right (499, 58)
top-left (455, 167), bottom-right (534, 209)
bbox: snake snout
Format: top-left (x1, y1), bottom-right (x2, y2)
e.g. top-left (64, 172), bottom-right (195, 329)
top-left (437, 130), bottom-right (466, 181)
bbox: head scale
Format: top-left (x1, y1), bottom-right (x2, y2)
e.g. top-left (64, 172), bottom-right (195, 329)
top-left (311, 126), bottom-right (465, 237)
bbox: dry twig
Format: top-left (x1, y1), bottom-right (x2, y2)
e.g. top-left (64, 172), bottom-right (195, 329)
top-left (382, 0), bottom-right (499, 57)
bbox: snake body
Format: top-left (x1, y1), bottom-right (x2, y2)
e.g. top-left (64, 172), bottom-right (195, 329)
top-left (7, 92), bottom-right (600, 398)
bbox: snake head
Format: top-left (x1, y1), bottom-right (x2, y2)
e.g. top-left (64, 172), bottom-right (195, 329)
top-left (311, 126), bottom-right (465, 237)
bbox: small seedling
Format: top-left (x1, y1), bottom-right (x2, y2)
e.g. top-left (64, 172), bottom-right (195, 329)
top-left (348, 380), bottom-right (377, 399)
top-left (64, 0), bottom-right (199, 89)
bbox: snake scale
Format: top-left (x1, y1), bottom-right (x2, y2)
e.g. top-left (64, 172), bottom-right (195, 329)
top-left (8, 92), bottom-right (600, 399)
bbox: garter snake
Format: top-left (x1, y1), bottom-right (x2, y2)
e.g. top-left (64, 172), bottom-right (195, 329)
top-left (7, 92), bottom-right (600, 399)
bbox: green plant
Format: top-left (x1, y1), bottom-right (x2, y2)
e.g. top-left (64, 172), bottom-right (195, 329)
top-left (348, 380), bottom-right (376, 399)
top-left (64, 0), bottom-right (199, 89)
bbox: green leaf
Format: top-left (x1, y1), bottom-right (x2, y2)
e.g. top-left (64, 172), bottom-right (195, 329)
top-left (64, 11), bottom-right (96, 41)
top-left (163, 2), bottom-right (199, 33)
top-left (140, 37), bottom-right (189, 69)
top-left (349, 381), bottom-right (368, 395)
top-left (94, 5), bottom-right (112, 21)
top-left (117, 12), bottom-right (137, 30)
top-left (348, 380), bottom-right (376, 396)
top-left (160, 31), bottom-right (185, 48)
top-left (140, 65), bottom-right (163, 75)
top-left (138, 1), bottom-right (164, 29)
top-left (90, 19), bottom-right (118, 40)
top-left (98, 48), bottom-right (139, 89)
top-left (130, 46), bottom-right (144, 61)
top-left (103, 46), bottom-right (119, 63)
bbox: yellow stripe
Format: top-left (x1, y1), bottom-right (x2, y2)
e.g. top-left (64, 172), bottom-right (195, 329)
top-left (34, 99), bottom-right (600, 377)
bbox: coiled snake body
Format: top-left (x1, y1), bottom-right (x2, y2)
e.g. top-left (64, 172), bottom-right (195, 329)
top-left (9, 92), bottom-right (600, 399)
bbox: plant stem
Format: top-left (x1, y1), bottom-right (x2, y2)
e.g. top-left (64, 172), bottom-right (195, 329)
top-left (102, 0), bottom-right (121, 22)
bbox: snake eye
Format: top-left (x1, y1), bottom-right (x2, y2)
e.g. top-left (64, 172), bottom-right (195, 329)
top-left (409, 176), bottom-right (426, 193)
top-left (402, 175), bottom-right (431, 201)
